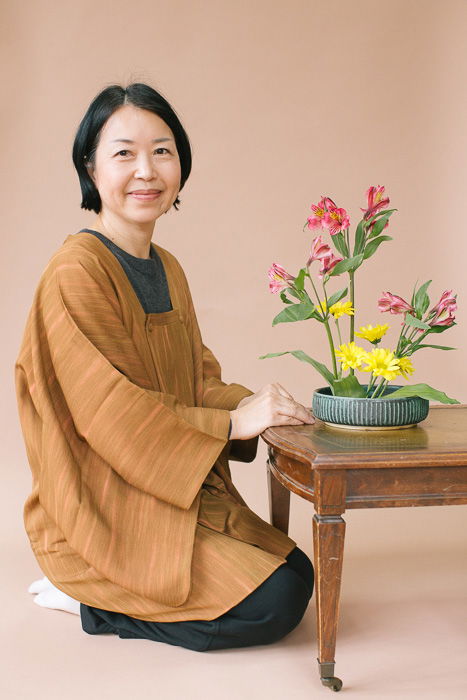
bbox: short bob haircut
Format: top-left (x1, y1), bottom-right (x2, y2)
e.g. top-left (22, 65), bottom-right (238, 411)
top-left (72, 83), bottom-right (192, 212)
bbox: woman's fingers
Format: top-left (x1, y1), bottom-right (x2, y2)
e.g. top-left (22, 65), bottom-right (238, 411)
top-left (275, 396), bottom-right (314, 424)
top-left (283, 416), bottom-right (306, 425)
top-left (230, 389), bottom-right (314, 440)
top-left (270, 382), bottom-right (294, 400)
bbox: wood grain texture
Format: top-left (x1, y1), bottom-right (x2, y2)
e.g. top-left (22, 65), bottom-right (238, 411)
top-left (313, 514), bottom-right (346, 665)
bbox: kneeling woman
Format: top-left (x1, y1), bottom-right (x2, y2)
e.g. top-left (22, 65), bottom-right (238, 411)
top-left (15, 82), bottom-right (315, 652)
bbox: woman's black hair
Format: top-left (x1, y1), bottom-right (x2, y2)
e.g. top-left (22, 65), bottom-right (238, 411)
top-left (72, 83), bottom-right (192, 212)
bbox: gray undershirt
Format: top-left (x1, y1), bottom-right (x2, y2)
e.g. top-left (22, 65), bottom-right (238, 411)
top-left (79, 228), bottom-right (172, 313)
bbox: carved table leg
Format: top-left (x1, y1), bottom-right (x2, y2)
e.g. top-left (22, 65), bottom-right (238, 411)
top-left (313, 513), bottom-right (346, 692)
top-left (267, 459), bottom-right (291, 535)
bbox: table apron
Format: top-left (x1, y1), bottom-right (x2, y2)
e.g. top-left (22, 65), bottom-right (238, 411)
top-left (270, 448), bottom-right (467, 509)
top-left (344, 465), bottom-right (467, 508)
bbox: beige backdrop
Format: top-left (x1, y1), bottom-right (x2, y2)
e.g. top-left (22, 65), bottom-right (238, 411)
top-left (2, 1), bottom-right (467, 697)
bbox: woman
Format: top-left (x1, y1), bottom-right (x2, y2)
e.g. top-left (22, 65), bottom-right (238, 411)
top-left (15, 83), bottom-right (315, 652)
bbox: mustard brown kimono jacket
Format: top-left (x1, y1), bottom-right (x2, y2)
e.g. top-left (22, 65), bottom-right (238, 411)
top-left (14, 231), bottom-right (296, 622)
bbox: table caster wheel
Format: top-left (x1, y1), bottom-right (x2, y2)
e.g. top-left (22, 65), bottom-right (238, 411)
top-left (321, 676), bottom-right (343, 692)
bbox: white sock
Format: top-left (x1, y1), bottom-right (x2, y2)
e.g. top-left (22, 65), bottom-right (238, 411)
top-left (28, 576), bottom-right (52, 594)
top-left (28, 577), bottom-right (81, 615)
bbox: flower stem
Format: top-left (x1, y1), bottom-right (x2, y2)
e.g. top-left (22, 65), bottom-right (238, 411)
top-left (335, 319), bottom-right (343, 346)
top-left (307, 271), bottom-right (337, 376)
top-left (324, 320), bottom-right (339, 379)
top-left (348, 270), bottom-right (356, 375)
top-left (322, 280), bottom-right (330, 310)
top-left (365, 374), bottom-right (377, 397)
top-left (349, 271), bottom-right (355, 342)
top-left (334, 320), bottom-right (343, 377)
top-left (308, 274), bottom-right (325, 318)
top-left (403, 329), bottom-right (429, 356)
top-left (395, 324), bottom-right (408, 355)
top-left (371, 378), bottom-right (388, 398)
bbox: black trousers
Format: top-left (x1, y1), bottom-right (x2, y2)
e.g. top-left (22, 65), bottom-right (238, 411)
top-left (80, 546), bottom-right (314, 652)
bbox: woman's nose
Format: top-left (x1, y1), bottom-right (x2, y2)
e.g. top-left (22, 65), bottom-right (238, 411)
top-left (134, 154), bottom-right (155, 180)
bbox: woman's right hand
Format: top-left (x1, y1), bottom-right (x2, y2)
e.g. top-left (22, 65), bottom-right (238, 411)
top-left (229, 383), bottom-right (315, 440)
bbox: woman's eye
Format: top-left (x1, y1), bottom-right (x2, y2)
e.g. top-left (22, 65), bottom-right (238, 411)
top-left (154, 147), bottom-right (170, 155)
top-left (116, 149), bottom-right (130, 157)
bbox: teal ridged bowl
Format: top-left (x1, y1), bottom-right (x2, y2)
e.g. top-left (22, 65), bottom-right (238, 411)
top-left (312, 385), bottom-right (429, 430)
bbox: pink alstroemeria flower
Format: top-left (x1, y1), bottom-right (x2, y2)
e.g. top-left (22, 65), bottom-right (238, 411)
top-left (429, 290), bottom-right (457, 320)
top-left (430, 313), bottom-right (456, 328)
top-left (323, 206), bottom-right (350, 236)
top-left (362, 185), bottom-right (390, 220)
top-left (378, 292), bottom-right (414, 315)
top-left (268, 263), bottom-right (295, 294)
top-left (428, 290), bottom-right (457, 327)
top-left (318, 252), bottom-right (343, 279)
top-left (307, 235), bottom-right (331, 266)
top-left (307, 196), bottom-right (336, 230)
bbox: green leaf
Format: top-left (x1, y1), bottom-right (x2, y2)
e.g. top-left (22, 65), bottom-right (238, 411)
top-left (404, 313), bottom-right (431, 330)
top-left (366, 209), bottom-right (397, 239)
top-left (259, 352), bottom-right (292, 359)
top-left (332, 375), bottom-right (366, 397)
top-left (272, 302), bottom-right (318, 325)
top-left (329, 254), bottom-right (364, 277)
top-left (413, 279), bottom-right (432, 316)
top-left (326, 287), bottom-right (348, 307)
top-left (412, 343), bottom-right (456, 351)
top-left (363, 235), bottom-right (392, 260)
top-left (367, 212), bottom-right (394, 239)
top-left (353, 219), bottom-right (365, 255)
top-left (259, 351), bottom-right (290, 359)
top-left (366, 208), bottom-right (397, 225)
top-left (386, 383), bottom-right (460, 404)
top-left (427, 322), bottom-right (456, 334)
top-left (410, 280), bottom-right (417, 308)
top-left (284, 287), bottom-right (301, 299)
top-left (258, 350), bottom-right (335, 385)
top-left (279, 290), bottom-right (293, 304)
top-left (332, 232), bottom-right (348, 257)
top-left (295, 267), bottom-right (307, 292)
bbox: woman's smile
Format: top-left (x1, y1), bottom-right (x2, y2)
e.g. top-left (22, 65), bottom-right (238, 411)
top-left (128, 189), bottom-right (163, 201)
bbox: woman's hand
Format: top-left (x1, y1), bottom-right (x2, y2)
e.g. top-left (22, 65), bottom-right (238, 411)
top-left (230, 383), bottom-right (315, 440)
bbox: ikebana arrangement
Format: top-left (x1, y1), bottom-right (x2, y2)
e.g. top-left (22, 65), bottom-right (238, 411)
top-left (261, 186), bottom-right (459, 427)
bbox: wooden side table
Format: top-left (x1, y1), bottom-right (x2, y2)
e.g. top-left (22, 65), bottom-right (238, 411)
top-left (261, 405), bottom-right (467, 692)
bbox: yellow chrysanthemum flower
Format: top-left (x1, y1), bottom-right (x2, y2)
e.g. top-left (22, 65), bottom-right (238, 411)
top-left (355, 324), bottom-right (389, 343)
top-left (317, 300), bottom-right (355, 319)
top-left (334, 342), bottom-right (368, 371)
top-left (361, 348), bottom-right (400, 381)
top-left (395, 356), bottom-right (415, 379)
top-left (329, 301), bottom-right (355, 319)
top-left (317, 300), bottom-right (327, 315)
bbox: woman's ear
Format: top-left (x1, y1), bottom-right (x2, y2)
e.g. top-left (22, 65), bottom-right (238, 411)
top-left (84, 157), bottom-right (96, 184)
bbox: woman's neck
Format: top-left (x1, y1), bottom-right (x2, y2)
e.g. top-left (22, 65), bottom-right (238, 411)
top-left (89, 214), bottom-right (155, 259)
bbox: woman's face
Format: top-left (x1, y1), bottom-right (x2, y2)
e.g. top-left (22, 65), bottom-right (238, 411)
top-left (88, 104), bottom-right (181, 229)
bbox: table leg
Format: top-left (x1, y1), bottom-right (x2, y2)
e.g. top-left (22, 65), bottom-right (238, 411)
top-left (313, 513), bottom-right (346, 692)
top-left (267, 461), bottom-right (291, 534)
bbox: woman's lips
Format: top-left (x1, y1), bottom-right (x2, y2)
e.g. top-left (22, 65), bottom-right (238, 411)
top-left (129, 190), bottom-right (162, 201)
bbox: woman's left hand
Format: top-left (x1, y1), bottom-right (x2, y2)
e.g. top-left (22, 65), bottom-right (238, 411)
top-left (237, 383), bottom-right (295, 409)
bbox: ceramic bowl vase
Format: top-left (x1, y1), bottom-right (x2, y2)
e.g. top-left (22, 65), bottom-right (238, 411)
top-left (312, 385), bottom-right (429, 430)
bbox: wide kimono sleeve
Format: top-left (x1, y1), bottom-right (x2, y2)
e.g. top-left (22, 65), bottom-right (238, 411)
top-left (31, 253), bottom-right (232, 511)
top-left (168, 256), bottom-right (259, 463)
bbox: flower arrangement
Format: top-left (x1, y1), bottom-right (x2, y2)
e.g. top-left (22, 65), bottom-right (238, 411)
top-left (261, 187), bottom-right (459, 404)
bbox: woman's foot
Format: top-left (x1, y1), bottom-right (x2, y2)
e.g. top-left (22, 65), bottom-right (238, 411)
top-left (28, 576), bottom-right (81, 615)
